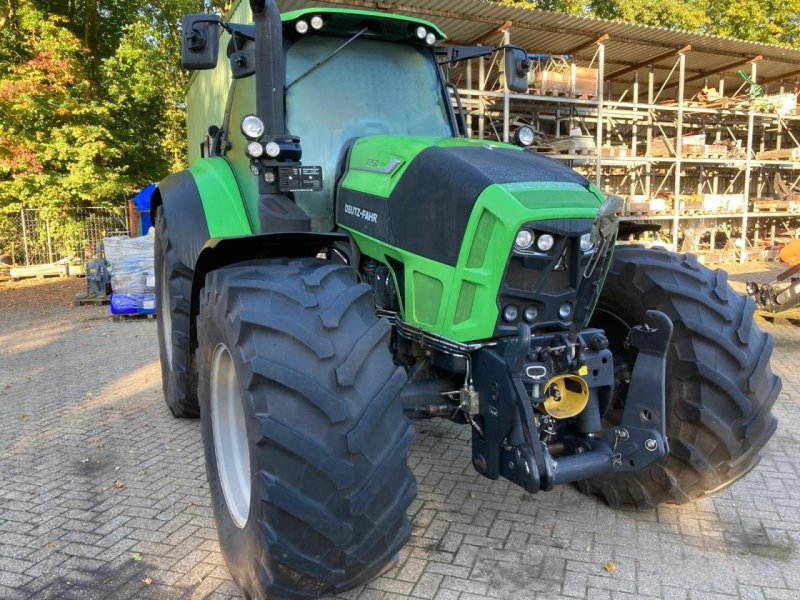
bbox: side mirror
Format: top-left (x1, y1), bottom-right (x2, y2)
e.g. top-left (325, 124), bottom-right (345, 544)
top-left (181, 14), bottom-right (221, 70)
top-left (504, 47), bottom-right (531, 93)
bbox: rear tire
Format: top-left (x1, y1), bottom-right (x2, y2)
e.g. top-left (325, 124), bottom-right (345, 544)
top-left (155, 207), bottom-right (198, 418)
top-left (197, 258), bottom-right (416, 599)
top-left (581, 246), bottom-right (780, 507)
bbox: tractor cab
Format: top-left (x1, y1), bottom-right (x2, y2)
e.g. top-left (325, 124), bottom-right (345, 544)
top-left (280, 10), bottom-right (455, 230)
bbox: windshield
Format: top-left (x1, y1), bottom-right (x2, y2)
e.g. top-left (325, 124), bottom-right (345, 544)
top-left (286, 36), bottom-right (453, 231)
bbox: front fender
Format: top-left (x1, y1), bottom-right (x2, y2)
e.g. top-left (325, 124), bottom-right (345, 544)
top-left (188, 231), bottom-right (351, 359)
top-left (153, 158), bottom-right (252, 269)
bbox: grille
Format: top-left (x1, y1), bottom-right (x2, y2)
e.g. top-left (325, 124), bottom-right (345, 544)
top-left (495, 219), bottom-right (594, 336)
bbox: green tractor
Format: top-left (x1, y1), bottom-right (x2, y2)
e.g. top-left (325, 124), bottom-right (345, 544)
top-left (155, 2), bottom-right (780, 597)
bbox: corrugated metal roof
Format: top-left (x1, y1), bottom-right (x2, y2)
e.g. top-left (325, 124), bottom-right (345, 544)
top-left (273, 0), bottom-right (800, 89)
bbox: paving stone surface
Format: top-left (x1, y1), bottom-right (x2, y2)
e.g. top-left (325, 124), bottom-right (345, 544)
top-left (1, 263), bottom-right (798, 600)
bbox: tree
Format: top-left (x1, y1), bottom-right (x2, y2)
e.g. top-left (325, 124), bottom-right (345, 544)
top-left (0, 0), bottom-right (223, 215)
top-left (0, 4), bottom-right (127, 213)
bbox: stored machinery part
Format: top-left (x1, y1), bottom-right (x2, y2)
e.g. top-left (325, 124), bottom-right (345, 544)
top-left (85, 253), bottom-right (111, 297)
top-left (75, 244), bottom-right (111, 305)
top-left (582, 247), bottom-right (780, 506)
top-left (747, 262), bottom-right (800, 314)
top-left (196, 259), bottom-right (415, 598)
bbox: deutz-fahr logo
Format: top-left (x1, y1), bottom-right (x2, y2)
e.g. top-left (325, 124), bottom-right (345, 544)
top-left (344, 203), bottom-right (378, 224)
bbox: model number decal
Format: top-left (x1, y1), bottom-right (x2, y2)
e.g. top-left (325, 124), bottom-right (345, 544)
top-left (344, 204), bottom-right (378, 224)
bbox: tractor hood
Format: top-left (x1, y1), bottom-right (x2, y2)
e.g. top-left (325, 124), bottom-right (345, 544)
top-left (336, 136), bottom-right (603, 266)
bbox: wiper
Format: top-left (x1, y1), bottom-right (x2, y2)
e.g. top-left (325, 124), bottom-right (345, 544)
top-left (286, 27), bottom-right (369, 90)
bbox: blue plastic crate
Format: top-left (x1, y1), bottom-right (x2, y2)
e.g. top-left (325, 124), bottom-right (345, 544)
top-left (110, 292), bottom-right (156, 315)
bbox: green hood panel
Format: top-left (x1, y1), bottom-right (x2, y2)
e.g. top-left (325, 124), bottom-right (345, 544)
top-left (345, 179), bottom-right (604, 343)
top-left (340, 136), bottom-right (522, 199)
top-left (336, 135), bottom-right (605, 342)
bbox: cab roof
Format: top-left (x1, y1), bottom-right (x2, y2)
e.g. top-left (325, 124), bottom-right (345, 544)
top-left (280, 7), bottom-right (447, 40)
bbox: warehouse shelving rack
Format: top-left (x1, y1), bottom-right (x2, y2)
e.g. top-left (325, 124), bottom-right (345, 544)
top-left (451, 28), bottom-right (800, 262)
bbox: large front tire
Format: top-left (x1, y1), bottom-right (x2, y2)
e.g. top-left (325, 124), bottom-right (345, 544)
top-left (582, 246), bottom-right (780, 507)
top-left (197, 259), bottom-right (416, 599)
top-left (154, 207), bottom-right (198, 418)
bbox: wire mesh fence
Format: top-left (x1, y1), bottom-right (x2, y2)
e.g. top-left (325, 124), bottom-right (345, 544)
top-left (0, 206), bottom-right (129, 266)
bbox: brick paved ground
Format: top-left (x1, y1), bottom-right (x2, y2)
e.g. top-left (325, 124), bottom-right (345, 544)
top-left (1, 263), bottom-right (799, 600)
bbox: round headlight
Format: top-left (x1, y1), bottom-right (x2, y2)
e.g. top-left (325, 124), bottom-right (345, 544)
top-left (523, 305), bottom-right (538, 322)
top-left (241, 115), bottom-right (265, 139)
top-left (263, 170), bottom-right (276, 183)
top-left (580, 233), bottom-right (594, 252)
top-left (246, 141), bottom-right (263, 158)
top-left (558, 303), bottom-right (572, 319)
top-left (536, 233), bottom-right (554, 252)
top-left (295, 20), bottom-right (309, 34)
top-left (502, 304), bottom-right (520, 323)
top-left (514, 126), bottom-right (535, 147)
top-left (515, 229), bottom-right (533, 250)
top-left (415, 26), bottom-right (427, 39)
top-left (425, 32), bottom-right (436, 45)
top-left (310, 15), bottom-right (324, 30)
top-left (265, 142), bottom-right (281, 158)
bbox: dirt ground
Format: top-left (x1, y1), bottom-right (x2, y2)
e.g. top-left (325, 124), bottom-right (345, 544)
top-left (1, 265), bottom-right (799, 600)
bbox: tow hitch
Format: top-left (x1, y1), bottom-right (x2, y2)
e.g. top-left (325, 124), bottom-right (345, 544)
top-left (471, 310), bottom-right (673, 493)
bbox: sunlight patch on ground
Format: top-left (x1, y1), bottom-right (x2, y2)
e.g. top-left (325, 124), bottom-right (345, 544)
top-left (0, 321), bottom-right (71, 354)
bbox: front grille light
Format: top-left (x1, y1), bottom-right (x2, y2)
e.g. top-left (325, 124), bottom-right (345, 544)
top-left (558, 303), bottom-right (572, 319)
top-left (514, 228), bottom-right (534, 250)
top-left (536, 233), bottom-right (554, 252)
top-left (502, 304), bottom-right (520, 322)
top-left (580, 233), bottom-right (594, 252)
top-left (523, 305), bottom-right (538, 322)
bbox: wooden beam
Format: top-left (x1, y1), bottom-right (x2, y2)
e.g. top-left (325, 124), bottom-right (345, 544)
top-left (467, 19), bottom-right (512, 45)
top-left (761, 67), bottom-right (800, 85)
top-left (563, 34), bottom-right (609, 56)
top-left (607, 45), bottom-right (691, 80)
top-left (683, 55), bottom-right (762, 85)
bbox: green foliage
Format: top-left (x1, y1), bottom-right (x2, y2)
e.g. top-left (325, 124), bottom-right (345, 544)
top-left (0, 4), bottom-right (127, 212)
top-left (0, 0), bottom-right (222, 214)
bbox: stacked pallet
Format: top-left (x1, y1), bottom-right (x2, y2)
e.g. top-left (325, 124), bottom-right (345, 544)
top-left (600, 144), bottom-right (630, 157)
top-left (756, 147), bottom-right (800, 161)
top-left (702, 194), bottom-right (744, 213)
top-left (527, 59), bottom-right (598, 99)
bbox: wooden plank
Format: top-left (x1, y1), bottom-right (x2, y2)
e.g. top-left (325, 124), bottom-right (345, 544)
top-left (9, 264), bottom-right (69, 280)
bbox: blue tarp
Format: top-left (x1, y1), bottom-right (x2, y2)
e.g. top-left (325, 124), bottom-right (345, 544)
top-left (132, 184), bottom-right (156, 211)
top-left (132, 184), bottom-right (156, 234)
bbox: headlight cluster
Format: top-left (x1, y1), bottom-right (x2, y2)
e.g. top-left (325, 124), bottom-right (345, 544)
top-left (413, 25), bottom-right (436, 45)
top-left (295, 15), bottom-right (324, 34)
top-left (515, 228), bottom-right (594, 253)
top-left (514, 229), bottom-right (554, 253)
top-left (241, 115), bottom-right (282, 160)
top-left (502, 303), bottom-right (540, 323)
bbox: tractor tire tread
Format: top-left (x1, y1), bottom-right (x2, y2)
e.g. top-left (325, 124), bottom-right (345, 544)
top-left (584, 246), bottom-right (780, 508)
top-left (197, 258), bottom-right (415, 599)
top-left (155, 207), bottom-right (199, 418)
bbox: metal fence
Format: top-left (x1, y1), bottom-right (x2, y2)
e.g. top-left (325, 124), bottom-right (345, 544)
top-left (0, 207), bottom-right (129, 266)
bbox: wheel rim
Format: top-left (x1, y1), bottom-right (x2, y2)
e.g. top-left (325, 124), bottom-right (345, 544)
top-left (210, 343), bottom-right (251, 528)
top-left (161, 258), bottom-right (173, 368)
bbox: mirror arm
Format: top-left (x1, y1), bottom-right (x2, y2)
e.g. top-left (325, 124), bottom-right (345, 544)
top-left (446, 82), bottom-right (469, 137)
